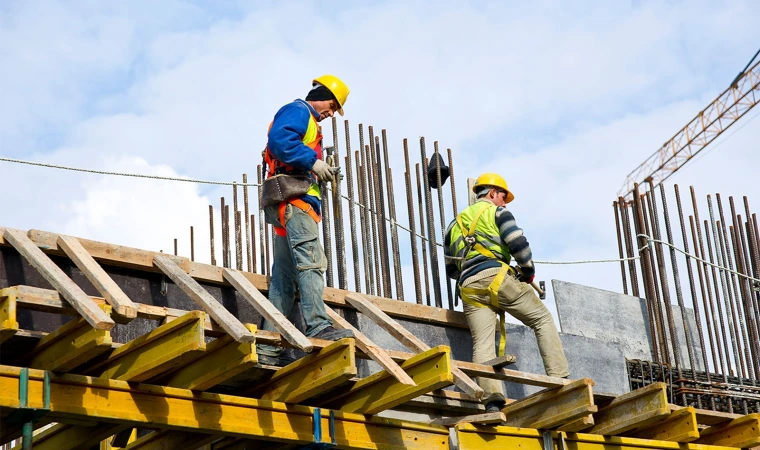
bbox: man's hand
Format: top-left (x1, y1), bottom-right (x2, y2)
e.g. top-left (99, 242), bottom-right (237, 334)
top-left (312, 159), bottom-right (334, 182)
top-left (518, 266), bottom-right (535, 284)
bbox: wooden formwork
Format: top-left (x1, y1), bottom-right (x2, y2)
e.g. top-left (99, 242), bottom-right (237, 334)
top-left (0, 226), bottom-right (758, 450)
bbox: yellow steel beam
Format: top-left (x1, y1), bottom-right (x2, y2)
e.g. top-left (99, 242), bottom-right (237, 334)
top-left (627, 406), bottom-right (700, 443)
top-left (160, 324), bottom-right (257, 391)
top-left (27, 304), bottom-right (113, 372)
top-left (0, 288), bottom-right (19, 344)
top-left (455, 423), bottom-right (739, 450)
top-left (14, 422), bottom-right (128, 450)
top-left (589, 382), bottom-right (670, 436)
top-left (123, 430), bottom-right (220, 449)
top-left (501, 377), bottom-right (597, 429)
top-left (85, 310), bottom-right (206, 382)
top-left (0, 365), bottom-right (450, 450)
top-left (696, 413), bottom-right (760, 448)
top-left (329, 345), bottom-right (454, 415)
top-left (557, 414), bottom-right (595, 432)
top-left (252, 337), bottom-right (356, 404)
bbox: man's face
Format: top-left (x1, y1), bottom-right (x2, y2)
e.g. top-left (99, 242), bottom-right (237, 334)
top-left (312, 99), bottom-right (338, 121)
top-left (490, 188), bottom-right (509, 207)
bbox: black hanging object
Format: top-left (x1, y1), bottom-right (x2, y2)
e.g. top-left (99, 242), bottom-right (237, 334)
top-left (427, 152), bottom-right (450, 189)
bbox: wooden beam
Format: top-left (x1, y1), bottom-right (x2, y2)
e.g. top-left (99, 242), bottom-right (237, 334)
top-left (160, 324), bottom-right (258, 391)
top-left (482, 355), bottom-right (516, 368)
top-left (27, 305), bottom-right (113, 371)
top-left (222, 268), bottom-right (312, 352)
top-left (57, 235), bottom-right (137, 322)
top-left (0, 365), bottom-right (451, 450)
top-left (329, 345), bottom-right (454, 415)
top-left (154, 255), bottom-right (254, 343)
top-left (627, 406), bottom-right (700, 443)
top-left (85, 310), bottom-right (206, 382)
top-left (251, 338), bottom-right (357, 404)
top-left (588, 382), bottom-right (670, 436)
top-left (2, 229), bottom-right (114, 330)
top-left (432, 412), bottom-right (505, 427)
top-left (556, 414), bottom-right (595, 432)
top-left (345, 293), bottom-right (484, 399)
top-left (325, 304), bottom-right (415, 386)
top-left (673, 404), bottom-right (743, 427)
top-left (0, 288), bottom-right (19, 344)
top-left (26, 422), bottom-right (128, 450)
top-left (696, 413), bottom-right (760, 448)
top-left (501, 378), bottom-right (597, 429)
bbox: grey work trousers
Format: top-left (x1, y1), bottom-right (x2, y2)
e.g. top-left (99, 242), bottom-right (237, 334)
top-left (462, 272), bottom-right (569, 404)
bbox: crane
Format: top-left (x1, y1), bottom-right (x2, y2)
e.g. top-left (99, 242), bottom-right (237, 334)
top-left (618, 57), bottom-right (760, 200)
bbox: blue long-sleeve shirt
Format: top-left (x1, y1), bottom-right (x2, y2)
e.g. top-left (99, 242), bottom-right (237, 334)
top-left (267, 99), bottom-right (321, 214)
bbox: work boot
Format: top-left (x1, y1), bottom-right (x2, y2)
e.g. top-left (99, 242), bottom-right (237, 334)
top-left (485, 401), bottom-right (505, 413)
top-left (312, 326), bottom-right (354, 341)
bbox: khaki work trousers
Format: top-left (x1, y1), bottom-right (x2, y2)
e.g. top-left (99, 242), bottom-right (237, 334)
top-left (463, 273), bottom-right (570, 404)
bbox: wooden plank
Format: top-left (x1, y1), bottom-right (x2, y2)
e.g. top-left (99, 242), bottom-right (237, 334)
top-left (85, 310), bottom-right (206, 382)
top-left (345, 293), bottom-right (484, 399)
top-left (222, 268), bottom-right (312, 352)
top-left (482, 355), bottom-right (517, 368)
top-left (556, 414), bottom-right (595, 432)
top-left (160, 324), bottom-right (258, 391)
top-left (2, 229), bottom-right (114, 330)
top-left (0, 288), bottom-right (19, 344)
top-left (251, 338), bottom-right (357, 404)
top-left (589, 382), bottom-right (670, 436)
top-left (57, 235), bottom-right (137, 322)
top-left (27, 305), bottom-right (113, 371)
top-left (432, 412), bottom-right (505, 427)
top-left (154, 255), bottom-right (254, 343)
top-left (0, 365), bottom-right (451, 450)
top-left (501, 377), bottom-right (597, 429)
top-left (696, 413), bottom-right (760, 448)
top-left (628, 406), bottom-right (700, 443)
top-left (325, 304), bottom-right (415, 386)
top-left (330, 345), bottom-right (454, 415)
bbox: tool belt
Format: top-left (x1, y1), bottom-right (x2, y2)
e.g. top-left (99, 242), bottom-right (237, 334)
top-left (459, 263), bottom-right (516, 357)
top-left (261, 174), bottom-right (313, 209)
top-left (273, 198), bottom-right (321, 237)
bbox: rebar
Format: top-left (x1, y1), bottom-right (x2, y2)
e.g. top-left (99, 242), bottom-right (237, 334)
top-left (383, 130), bottom-right (404, 300)
top-left (362, 128), bottom-right (380, 296)
top-left (420, 138), bottom-right (443, 309)
top-left (447, 148), bottom-right (458, 216)
top-left (234, 182), bottom-right (243, 271)
top-left (404, 140), bottom-right (423, 304)
top-left (358, 125), bottom-right (375, 295)
top-left (190, 226), bottom-right (195, 262)
top-left (632, 185), bottom-right (661, 362)
top-left (221, 197), bottom-right (228, 268)
top-left (209, 205), bottom-right (216, 266)
top-left (614, 201), bottom-right (629, 295)
top-left (331, 118), bottom-right (347, 290)
top-left (258, 166), bottom-right (269, 276)
top-left (731, 199), bottom-right (759, 380)
top-left (416, 163), bottom-right (431, 307)
top-left (371, 129), bottom-right (392, 298)
top-left (243, 173), bottom-right (252, 272)
top-left (356, 149), bottom-right (373, 294)
top-left (434, 142), bottom-right (453, 309)
top-left (642, 190), bottom-right (669, 363)
top-left (250, 213), bottom-right (257, 273)
top-left (620, 198), bottom-right (640, 297)
top-left (344, 121), bottom-right (361, 292)
top-left (174, 238), bottom-right (178, 256)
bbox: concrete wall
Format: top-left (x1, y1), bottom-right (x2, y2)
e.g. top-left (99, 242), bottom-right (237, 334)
top-left (553, 279), bottom-right (705, 371)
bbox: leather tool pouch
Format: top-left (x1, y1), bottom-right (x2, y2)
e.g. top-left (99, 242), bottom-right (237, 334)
top-left (261, 174), bottom-right (312, 208)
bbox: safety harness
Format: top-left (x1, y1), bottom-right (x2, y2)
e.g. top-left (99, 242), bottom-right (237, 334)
top-left (273, 198), bottom-right (321, 237)
top-left (455, 206), bottom-right (515, 357)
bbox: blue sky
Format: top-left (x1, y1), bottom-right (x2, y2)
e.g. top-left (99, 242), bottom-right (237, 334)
top-left (1, 0), bottom-right (759, 317)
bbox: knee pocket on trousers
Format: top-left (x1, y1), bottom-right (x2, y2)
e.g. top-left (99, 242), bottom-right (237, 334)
top-left (290, 233), bottom-right (326, 271)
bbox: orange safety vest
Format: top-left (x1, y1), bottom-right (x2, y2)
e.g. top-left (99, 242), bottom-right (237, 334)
top-left (263, 102), bottom-right (323, 237)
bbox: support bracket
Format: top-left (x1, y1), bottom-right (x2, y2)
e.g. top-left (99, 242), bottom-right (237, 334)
top-left (300, 408), bottom-right (336, 449)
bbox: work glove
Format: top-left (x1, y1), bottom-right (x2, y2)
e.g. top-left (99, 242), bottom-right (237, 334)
top-left (518, 267), bottom-right (535, 284)
top-left (312, 159), bottom-right (334, 182)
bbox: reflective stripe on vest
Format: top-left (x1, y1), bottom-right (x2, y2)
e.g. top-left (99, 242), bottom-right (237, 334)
top-left (449, 201), bottom-right (511, 272)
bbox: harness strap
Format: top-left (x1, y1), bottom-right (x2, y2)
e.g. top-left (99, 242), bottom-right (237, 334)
top-left (455, 205), bottom-right (497, 270)
top-left (459, 263), bottom-right (515, 356)
top-left (273, 199), bottom-right (321, 237)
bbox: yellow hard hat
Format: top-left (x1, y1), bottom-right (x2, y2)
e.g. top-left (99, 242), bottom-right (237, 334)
top-left (472, 173), bottom-right (514, 203)
top-left (313, 74), bottom-right (350, 116)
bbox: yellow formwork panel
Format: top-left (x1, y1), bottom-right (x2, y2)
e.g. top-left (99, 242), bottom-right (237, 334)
top-left (696, 413), bottom-right (760, 449)
top-left (161, 324), bottom-right (258, 391)
top-left (0, 287), bottom-right (20, 344)
top-left (456, 424), bottom-right (741, 450)
top-left (330, 345), bottom-right (454, 415)
top-left (0, 365), bottom-right (449, 450)
top-left (15, 422), bottom-right (127, 450)
top-left (28, 304), bottom-right (113, 372)
top-left (123, 429), bottom-right (219, 449)
top-left (86, 310), bottom-right (206, 382)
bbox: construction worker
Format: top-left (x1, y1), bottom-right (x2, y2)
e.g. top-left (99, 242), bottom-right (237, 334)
top-left (444, 173), bottom-right (569, 412)
top-left (257, 75), bottom-right (354, 366)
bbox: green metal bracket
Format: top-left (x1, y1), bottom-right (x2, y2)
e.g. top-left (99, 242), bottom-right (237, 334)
top-left (5, 368), bottom-right (51, 449)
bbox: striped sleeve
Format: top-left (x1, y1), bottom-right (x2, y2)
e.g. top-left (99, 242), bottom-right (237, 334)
top-left (494, 207), bottom-right (535, 279)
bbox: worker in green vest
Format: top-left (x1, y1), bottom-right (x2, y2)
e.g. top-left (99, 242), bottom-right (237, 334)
top-left (444, 173), bottom-right (569, 413)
